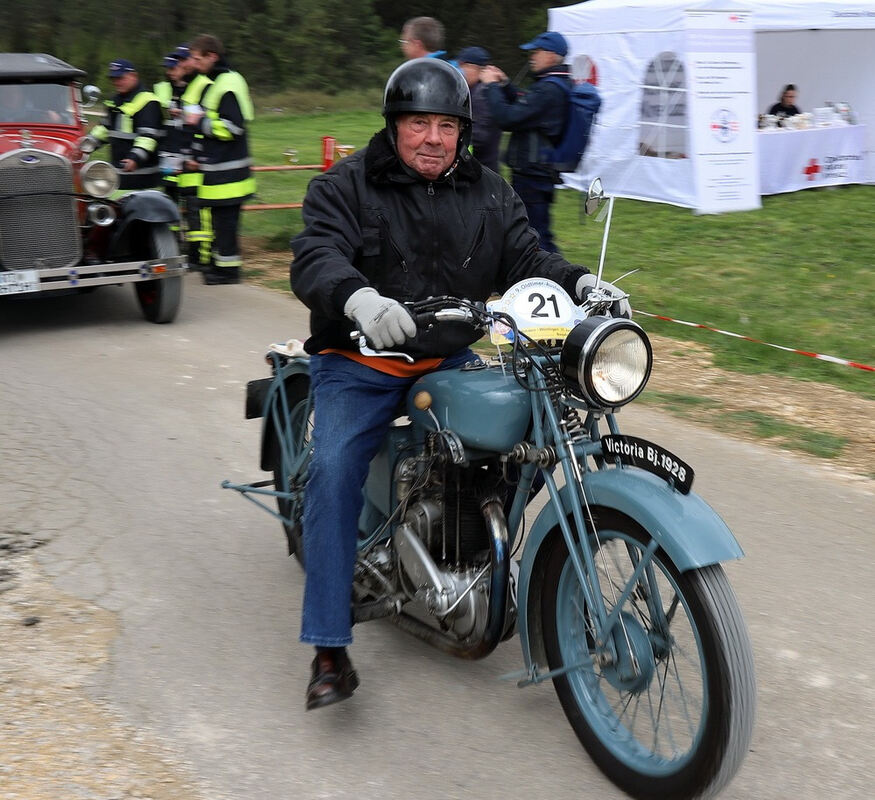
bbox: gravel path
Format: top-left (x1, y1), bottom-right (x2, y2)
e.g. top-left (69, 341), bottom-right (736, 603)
top-left (1, 539), bottom-right (207, 800)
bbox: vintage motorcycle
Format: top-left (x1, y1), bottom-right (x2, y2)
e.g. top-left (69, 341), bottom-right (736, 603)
top-left (224, 181), bottom-right (755, 799)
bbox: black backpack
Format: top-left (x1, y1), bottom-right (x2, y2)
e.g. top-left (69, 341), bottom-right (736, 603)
top-left (540, 76), bottom-right (602, 173)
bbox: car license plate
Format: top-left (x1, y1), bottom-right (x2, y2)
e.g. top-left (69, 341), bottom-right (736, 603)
top-left (0, 269), bottom-right (39, 295)
top-left (601, 435), bottom-right (695, 494)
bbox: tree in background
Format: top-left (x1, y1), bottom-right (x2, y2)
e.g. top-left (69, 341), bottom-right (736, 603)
top-left (0, 0), bottom-right (556, 95)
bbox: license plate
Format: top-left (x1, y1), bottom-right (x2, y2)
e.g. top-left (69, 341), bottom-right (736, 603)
top-left (601, 435), bottom-right (695, 494)
top-left (0, 269), bottom-right (39, 295)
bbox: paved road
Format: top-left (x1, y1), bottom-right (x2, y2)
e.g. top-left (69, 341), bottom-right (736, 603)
top-left (1, 275), bottom-right (873, 799)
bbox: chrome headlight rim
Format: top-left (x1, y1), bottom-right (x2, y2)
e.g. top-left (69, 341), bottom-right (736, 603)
top-left (560, 316), bottom-right (653, 408)
top-left (80, 159), bottom-right (119, 198)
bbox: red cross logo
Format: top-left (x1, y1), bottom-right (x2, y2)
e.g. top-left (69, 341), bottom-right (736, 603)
top-left (803, 159), bottom-right (820, 180)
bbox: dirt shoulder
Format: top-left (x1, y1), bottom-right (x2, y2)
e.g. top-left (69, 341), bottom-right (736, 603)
top-left (0, 536), bottom-right (209, 799)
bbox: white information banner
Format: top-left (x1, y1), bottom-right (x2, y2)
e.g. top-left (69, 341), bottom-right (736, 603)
top-left (685, 10), bottom-right (761, 214)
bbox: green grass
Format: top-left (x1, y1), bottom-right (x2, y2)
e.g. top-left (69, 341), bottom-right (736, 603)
top-left (639, 392), bottom-right (848, 460)
top-left (241, 107), bottom-right (875, 401)
top-left (640, 391), bottom-right (722, 413)
top-left (717, 410), bottom-right (848, 459)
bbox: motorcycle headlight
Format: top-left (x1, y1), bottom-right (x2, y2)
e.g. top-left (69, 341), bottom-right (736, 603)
top-left (560, 317), bottom-right (652, 408)
top-left (80, 160), bottom-right (119, 198)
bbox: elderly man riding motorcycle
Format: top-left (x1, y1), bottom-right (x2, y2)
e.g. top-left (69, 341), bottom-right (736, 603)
top-left (290, 58), bottom-right (628, 710)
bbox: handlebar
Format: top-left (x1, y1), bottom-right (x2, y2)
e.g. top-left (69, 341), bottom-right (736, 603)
top-left (348, 303), bottom-right (483, 342)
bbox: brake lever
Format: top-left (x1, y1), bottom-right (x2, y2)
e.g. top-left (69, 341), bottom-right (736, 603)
top-left (349, 332), bottom-right (415, 363)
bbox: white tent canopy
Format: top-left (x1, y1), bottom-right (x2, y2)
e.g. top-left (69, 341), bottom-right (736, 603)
top-left (550, 0), bottom-right (875, 207)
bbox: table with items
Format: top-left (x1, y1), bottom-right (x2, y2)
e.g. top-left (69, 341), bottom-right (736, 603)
top-left (758, 122), bottom-right (867, 195)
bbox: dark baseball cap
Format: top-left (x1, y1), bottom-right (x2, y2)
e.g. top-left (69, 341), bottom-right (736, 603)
top-left (108, 58), bottom-right (137, 77)
top-left (173, 45), bottom-right (191, 60)
top-left (456, 46), bottom-right (490, 66)
top-left (163, 54), bottom-right (180, 69)
top-left (519, 31), bottom-right (568, 57)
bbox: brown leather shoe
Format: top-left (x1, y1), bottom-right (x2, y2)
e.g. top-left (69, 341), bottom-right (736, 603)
top-left (306, 649), bottom-right (359, 711)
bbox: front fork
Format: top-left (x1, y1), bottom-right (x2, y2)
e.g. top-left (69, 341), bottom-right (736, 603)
top-left (508, 377), bottom-right (665, 680)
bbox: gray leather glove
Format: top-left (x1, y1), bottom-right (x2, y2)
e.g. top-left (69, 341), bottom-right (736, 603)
top-left (575, 274), bottom-right (632, 319)
top-left (344, 287), bottom-right (417, 350)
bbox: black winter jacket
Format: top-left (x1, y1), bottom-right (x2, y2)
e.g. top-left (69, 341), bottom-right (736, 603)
top-left (485, 64), bottom-right (572, 184)
top-left (290, 129), bottom-right (588, 359)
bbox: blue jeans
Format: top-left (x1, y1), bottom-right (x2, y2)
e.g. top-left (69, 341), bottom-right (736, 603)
top-left (300, 350), bottom-right (475, 647)
top-left (512, 174), bottom-right (559, 254)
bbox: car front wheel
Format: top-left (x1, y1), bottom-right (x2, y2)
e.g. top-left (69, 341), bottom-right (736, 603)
top-left (135, 224), bottom-right (183, 324)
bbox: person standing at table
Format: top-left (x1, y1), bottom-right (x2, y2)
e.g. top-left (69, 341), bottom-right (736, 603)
top-left (768, 84), bottom-right (801, 123)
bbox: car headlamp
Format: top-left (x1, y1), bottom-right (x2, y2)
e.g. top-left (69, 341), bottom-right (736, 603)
top-left (560, 317), bottom-right (652, 408)
top-left (80, 160), bottom-right (119, 198)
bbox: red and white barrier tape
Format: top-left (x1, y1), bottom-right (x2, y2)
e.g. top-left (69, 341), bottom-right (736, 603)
top-left (635, 310), bottom-right (874, 373)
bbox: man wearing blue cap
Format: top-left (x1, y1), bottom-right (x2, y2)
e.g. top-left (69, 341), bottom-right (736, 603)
top-left (155, 45), bottom-right (214, 270)
top-left (84, 59), bottom-right (163, 190)
top-left (456, 46), bottom-right (501, 172)
top-left (482, 31), bottom-right (572, 253)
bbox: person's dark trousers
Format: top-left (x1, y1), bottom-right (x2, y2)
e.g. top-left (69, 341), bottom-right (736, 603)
top-left (182, 191), bottom-right (204, 270)
top-left (512, 173), bottom-right (559, 254)
top-left (211, 203), bottom-right (243, 269)
top-left (204, 203), bottom-right (243, 284)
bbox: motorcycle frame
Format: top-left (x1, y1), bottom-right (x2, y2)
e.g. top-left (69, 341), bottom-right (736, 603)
top-left (224, 348), bottom-right (744, 679)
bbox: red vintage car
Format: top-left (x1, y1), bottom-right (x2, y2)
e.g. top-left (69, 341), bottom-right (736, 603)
top-left (0, 53), bottom-right (185, 322)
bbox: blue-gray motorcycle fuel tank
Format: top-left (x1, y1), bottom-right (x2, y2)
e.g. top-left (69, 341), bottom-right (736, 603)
top-left (407, 365), bottom-right (532, 453)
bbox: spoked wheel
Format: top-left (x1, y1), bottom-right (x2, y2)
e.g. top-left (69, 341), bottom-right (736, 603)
top-left (135, 224), bottom-right (183, 323)
top-left (265, 384), bottom-right (312, 567)
top-left (541, 510), bottom-right (755, 800)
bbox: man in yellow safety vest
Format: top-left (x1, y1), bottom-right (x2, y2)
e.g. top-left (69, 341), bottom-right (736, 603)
top-left (185, 34), bottom-right (255, 285)
top-left (84, 59), bottom-right (163, 190)
top-left (155, 45), bottom-right (214, 270)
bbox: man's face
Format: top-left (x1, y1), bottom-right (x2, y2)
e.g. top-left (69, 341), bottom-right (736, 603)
top-left (110, 72), bottom-right (139, 94)
top-left (176, 56), bottom-right (195, 77)
top-left (782, 89), bottom-right (797, 106)
top-left (395, 113), bottom-right (460, 181)
top-left (528, 48), bottom-right (561, 73)
top-left (167, 63), bottom-right (186, 83)
top-left (460, 62), bottom-right (481, 88)
top-left (190, 49), bottom-right (218, 74)
top-left (399, 28), bottom-right (424, 60)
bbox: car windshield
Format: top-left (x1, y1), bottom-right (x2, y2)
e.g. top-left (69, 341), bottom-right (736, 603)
top-left (0, 82), bottom-right (75, 125)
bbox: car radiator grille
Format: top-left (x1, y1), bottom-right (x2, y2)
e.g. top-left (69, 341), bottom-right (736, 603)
top-left (0, 149), bottom-right (81, 271)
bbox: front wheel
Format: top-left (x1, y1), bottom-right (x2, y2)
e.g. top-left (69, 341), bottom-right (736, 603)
top-left (540, 511), bottom-right (755, 800)
top-left (135, 224), bottom-right (183, 323)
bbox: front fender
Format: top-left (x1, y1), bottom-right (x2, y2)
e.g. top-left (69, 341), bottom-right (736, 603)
top-left (516, 466), bottom-right (743, 671)
top-left (118, 189), bottom-right (180, 224)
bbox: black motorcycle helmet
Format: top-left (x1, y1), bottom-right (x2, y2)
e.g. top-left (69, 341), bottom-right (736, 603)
top-left (382, 57), bottom-right (473, 165)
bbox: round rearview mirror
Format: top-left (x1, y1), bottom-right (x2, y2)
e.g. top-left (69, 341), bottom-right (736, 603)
top-left (584, 177), bottom-right (605, 216)
top-left (81, 84), bottom-right (102, 108)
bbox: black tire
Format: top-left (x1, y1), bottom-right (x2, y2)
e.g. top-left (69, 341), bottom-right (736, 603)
top-left (540, 510), bottom-right (755, 800)
top-left (265, 384), bottom-right (312, 567)
top-left (135, 225), bottom-right (183, 323)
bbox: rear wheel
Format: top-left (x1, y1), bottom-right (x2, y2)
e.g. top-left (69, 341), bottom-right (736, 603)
top-left (135, 225), bottom-right (182, 323)
top-left (266, 383), bottom-right (312, 566)
top-left (540, 511), bottom-right (755, 799)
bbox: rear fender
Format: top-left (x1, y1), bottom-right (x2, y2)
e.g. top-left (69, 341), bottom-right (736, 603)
top-left (257, 359), bottom-right (311, 472)
top-left (516, 467), bottom-right (743, 671)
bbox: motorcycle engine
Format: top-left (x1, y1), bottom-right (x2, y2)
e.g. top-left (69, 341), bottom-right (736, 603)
top-left (392, 459), bottom-right (502, 641)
